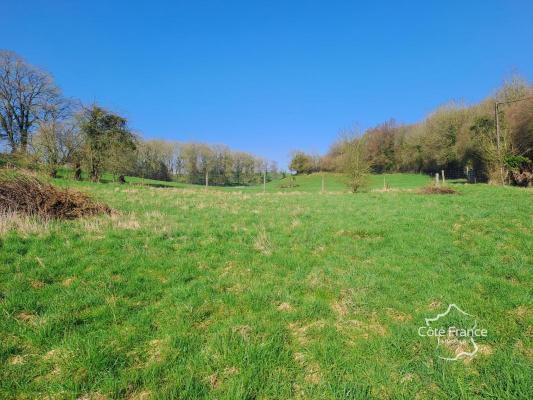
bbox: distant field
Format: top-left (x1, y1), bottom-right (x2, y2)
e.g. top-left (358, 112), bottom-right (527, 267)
top-left (1, 174), bottom-right (532, 399)
top-left (54, 170), bottom-right (432, 193)
top-left (257, 173), bottom-right (431, 193)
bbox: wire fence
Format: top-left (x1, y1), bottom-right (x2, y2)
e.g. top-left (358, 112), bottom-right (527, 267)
top-left (426, 166), bottom-right (478, 184)
top-left (175, 171), bottom-right (280, 187)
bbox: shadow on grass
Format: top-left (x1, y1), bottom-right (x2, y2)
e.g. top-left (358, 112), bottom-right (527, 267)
top-left (131, 182), bottom-right (177, 188)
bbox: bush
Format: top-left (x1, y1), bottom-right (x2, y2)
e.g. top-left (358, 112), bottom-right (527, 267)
top-left (504, 155), bottom-right (531, 171)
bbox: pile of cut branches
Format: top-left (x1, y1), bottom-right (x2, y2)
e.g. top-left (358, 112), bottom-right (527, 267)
top-left (0, 171), bottom-right (111, 219)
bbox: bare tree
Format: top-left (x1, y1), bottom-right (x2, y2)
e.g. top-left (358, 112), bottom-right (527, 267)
top-left (31, 120), bottom-right (82, 177)
top-left (0, 51), bottom-right (67, 153)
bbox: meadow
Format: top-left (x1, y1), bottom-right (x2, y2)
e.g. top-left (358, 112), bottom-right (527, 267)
top-left (1, 174), bottom-right (532, 399)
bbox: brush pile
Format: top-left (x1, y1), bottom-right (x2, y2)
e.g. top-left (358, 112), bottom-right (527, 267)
top-left (0, 171), bottom-right (111, 219)
top-left (419, 186), bottom-right (458, 195)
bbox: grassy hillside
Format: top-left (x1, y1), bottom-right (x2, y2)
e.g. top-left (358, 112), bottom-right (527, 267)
top-left (55, 170), bottom-right (432, 193)
top-left (0, 174), bottom-right (532, 399)
top-left (258, 173), bottom-right (431, 193)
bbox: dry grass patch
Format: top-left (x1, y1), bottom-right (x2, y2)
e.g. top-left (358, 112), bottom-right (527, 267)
top-left (331, 301), bottom-right (348, 318)
top-left (331, 289), bottom-right (356, 318)
top-left (428, 300), bottom-right (442, 310)
top-left (253, 225), bottom-right (272, 255)
top-left (145, 210), bottom-right (163, 219)
top-left (288, 320), bottom-right (326, 345)
top-left (111, 212), bottom-right (141, 230)
top-left (30, 280), bottom-right (45, 289)
top-left (0, 210), bottom-right (50, 236)
top-left (77, 392), bottom-right (108, 400)
top-left (146, 338), bottom-right (169, 363)
top-left (509, 305), bottom-right (533, 320)
top-left (126, 390), bottom-right (151, 400)
top-left (62, 277), bottom-right (76, 287)
top-left (277, 302), bottom-right (294, 312)
top-left (306, 270), bottom-right (331, 289)
top-left (418, 186), bottom-right (458, 195)
top-left (224, 366), bottom-right (239, 375)
top-left (78, 217), bottom-right (109, 233)
top-left (385, 308), bottom-right (413, 322)
top-left (16, 311), bottom-right (44, 327)
top-left (207, 373), bottom-right (220, 389)
top-left (8, 355), bottom-right (25, 365)
top-left (336, 313), bottom-right (387, 340)
top-left (232, 325), bottom-right (252, 341)
top-left (514, 340), bottom-right (533, 359)
top-left (303, 362), bottom-right (322, 384)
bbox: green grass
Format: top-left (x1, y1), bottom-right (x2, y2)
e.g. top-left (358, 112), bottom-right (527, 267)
top-left (241, 172), bottom-right (431, 193)
top-left (1, 174), bottom-right (532, 399)
top-left (56, 167), bottom-right (432, 193)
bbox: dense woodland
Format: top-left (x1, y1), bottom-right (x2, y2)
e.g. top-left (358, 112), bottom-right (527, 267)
top-left (0, 51), bottom-right (278, 186)
top-left (290, 78), bottom-right (533, 186)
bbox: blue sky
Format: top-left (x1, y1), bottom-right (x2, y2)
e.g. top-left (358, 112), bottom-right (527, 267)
top-left (3, 0), bottom-right (532, 168)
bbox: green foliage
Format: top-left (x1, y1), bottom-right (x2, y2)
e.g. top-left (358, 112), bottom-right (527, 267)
top-left (31, 121), bottom-right (82, 177)
top-left (339, 138), bottom-right (370, 193)
top-left (0, 152), bottom-right (39, 171)
top-left (321, 78), bottom-right (532, 185)
top-left (78, 105), bottom-right (137, 182)
top-left (504, 155), bottom-right (531, 171)
top-left (364, 119), bottom-right (398, 173)
top-left (289, 152), bottom-right (317, 174)
top-left (174, 144), bottom-right (270, 186)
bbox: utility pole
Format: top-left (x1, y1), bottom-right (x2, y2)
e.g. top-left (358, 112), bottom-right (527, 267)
top-left (263, 166), bottom-right (267, 193)
top-left (494, 95), bottom-right (533, 185)
top-left (495, 102), bottom-right (504, 185)
top-left (494, 102), bottom-right (501, 156)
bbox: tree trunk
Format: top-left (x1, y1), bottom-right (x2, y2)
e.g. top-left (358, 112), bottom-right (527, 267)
top-left (74, 163), bottom-right (82, 180)
top-left (90, 165), bottom-right (99, 182)
top-left (20, 129), bottom-right (29, 153)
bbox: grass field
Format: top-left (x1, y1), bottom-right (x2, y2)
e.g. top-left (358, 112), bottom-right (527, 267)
top-left (240, 173), bottom-right (431, 193)
top-left (1, 174), bottom-right (532, 399)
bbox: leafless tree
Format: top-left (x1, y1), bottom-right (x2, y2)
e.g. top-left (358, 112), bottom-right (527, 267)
top-left (31, 120), bottom-right (83, 177)
top-left (0, 51), bottom-right (67, 153)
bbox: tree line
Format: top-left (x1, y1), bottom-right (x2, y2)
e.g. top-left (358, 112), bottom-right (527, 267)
top-left (290, 77), bottom-right (533, 186)
top-left (0, 51), bottom-right (277, 185)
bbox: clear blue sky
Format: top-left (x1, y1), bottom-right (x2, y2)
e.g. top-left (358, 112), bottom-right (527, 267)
top-left (4, 0), bottom-right (533, 168)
